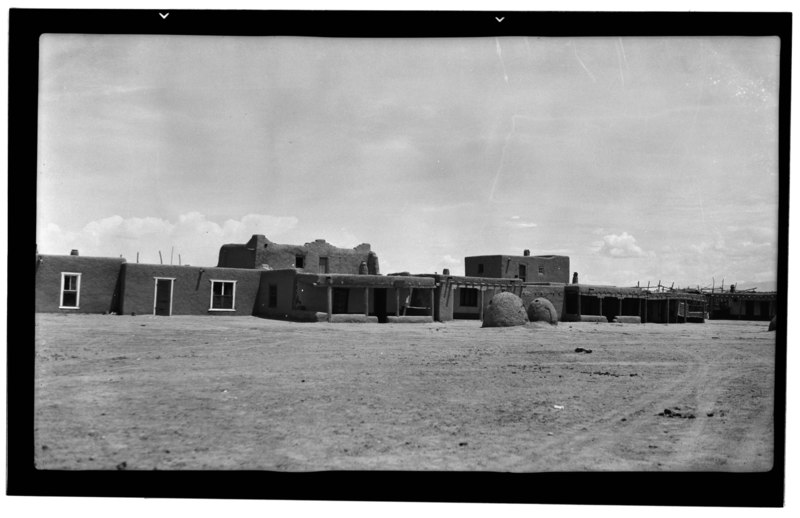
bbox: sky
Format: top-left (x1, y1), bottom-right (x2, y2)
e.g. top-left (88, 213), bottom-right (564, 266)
top-left (36, 34), bottom-right (781, 289)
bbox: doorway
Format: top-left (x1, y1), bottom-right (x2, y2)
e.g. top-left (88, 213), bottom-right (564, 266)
top-left (154, 278), bottom-right (174, 316)
top-left (374, 288), bottom-right (388, 323)
top-left (332, 288), bottom-right (349, 314)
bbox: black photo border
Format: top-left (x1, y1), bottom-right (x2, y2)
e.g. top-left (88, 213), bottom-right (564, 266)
top-left (8, 9), bottom-right (790, 507)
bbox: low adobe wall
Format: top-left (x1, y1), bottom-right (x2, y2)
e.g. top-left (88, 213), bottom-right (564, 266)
top-left (120, 264), bottom-right (262, 316)
top-left (35, 255), bottom-right (125, 313)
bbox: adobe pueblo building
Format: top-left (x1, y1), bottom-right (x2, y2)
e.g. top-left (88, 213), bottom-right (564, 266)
top-left (464, 250), bottom-right (569, 284)
top-left (36, 233), bottom-right (774, 324)
top-left (218, 235), bottom-right (380, 274)
top-left (36, 236), bottom-right (435, 323)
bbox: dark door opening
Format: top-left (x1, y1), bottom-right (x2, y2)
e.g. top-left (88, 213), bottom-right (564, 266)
top-left (602, 297), bottom-right (619, 322)
top-left (332, 288), bottom-right (349, 314)
top-left (564, 290), bottom-right (578, 315)
top-left (760, 301), bottom-right (771, 319)
top-left (518, 264), bottom-right (527, 282)
top-left (154, 278), bottom-right (172, 316)
top-left (374, 288), bottom-right (388, 323)
top-left (621, 298), bottom-right (640, 317)
top-left (580, 295), bottom-right (600, 315)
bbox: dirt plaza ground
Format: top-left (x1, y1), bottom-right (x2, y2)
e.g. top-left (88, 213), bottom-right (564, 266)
top-left (34, 314), bottom-right (775, 472)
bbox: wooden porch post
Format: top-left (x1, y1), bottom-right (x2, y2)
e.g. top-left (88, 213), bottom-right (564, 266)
top-left (327, 285), bottom-right (333, 323)
top-left (364, 287), bottom-right (369, 317)
top-left (479, 287), bottom-right (485, 322)
top-left (576, 289), bottom-right (581, 319)
top-left (430, 288), bottom-right (435, 318)
top-left (618, 298), bottom-right (622, 318)
top-left (598, 297), bottom-right (603, 319)
top-left (395, 288), bottom-right (400, 317)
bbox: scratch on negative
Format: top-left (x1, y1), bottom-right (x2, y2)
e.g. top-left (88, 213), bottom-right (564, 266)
top-left (618, 37), bottom-right (629, 69)
top-left (572, 41), bottom-right (596, 83)
top-left (488, 115), bottom-right (519, 202)
top-left (495, 38), bottom-right (510, 85)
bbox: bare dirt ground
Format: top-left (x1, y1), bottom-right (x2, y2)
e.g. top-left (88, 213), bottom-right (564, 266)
top-left (34, 314), bottom-right (775, 472)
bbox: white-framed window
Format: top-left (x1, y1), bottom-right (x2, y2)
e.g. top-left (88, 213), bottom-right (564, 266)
top-left (60, 272), bottom-right (81, 309)
top-left (210, 280), bottom-right (237, 311)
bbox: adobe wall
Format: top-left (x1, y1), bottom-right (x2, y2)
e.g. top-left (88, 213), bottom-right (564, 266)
top-left (257, 270), bottom-right (431, 319)
top-left (465, 255), bottom-right (570, 284)
top-left (520, 285), bottom-right (566, 320)
top-left (257, 271), bottom-right (378, 318)
top-left (216, 244), bottom-right (255, 269)
top-left (296, 280), bottom-right (372, 314)
top-left (464, 256), bottom-right (505, 278)
top-left (442, 283), bottom-right (527, 321)
top-left (218, 234), bottom-right (377, 274)
top-left (706, 293), bottom-right (777, 320)
top-left (255, 269), bottom-right (299, 317)
top-left (35, 255), bottom-right (125, 313)
top-left (120, 264), bottom-right (262, 316)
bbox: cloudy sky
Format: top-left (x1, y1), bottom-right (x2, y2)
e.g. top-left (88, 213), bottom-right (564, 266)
top-left (37, 34), bottom-right (780, 289)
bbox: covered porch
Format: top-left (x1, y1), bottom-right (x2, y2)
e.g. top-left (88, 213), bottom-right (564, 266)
top-left (300, 273), bottom-right (437, 323)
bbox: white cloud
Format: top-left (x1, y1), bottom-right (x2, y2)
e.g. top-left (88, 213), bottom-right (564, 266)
top-left (434, 254), bottom-right (464, 276)
top-left (504, 216), bottom-right (537, 229)
top-left (37, 212), bottom-right (298, 266)
top-left (442, 254), bottom-right (460, 265)
top-left (597, 232), bottom-right (646, 258)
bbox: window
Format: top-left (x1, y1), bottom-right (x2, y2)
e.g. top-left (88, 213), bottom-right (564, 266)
top-left (268, 284), bottom-right (278, 308)
top-left (538, 266), bottom-right (545, 275)
top-left (477, 263), bottom-right (484, 275)
top-left (319, 257), bottom-right (329, 273)
top-left (60, 273), bottom-right (81, 309)
top-left (460, 288), bottom-right (479, 307)
top-left (210, 280), bottom-right (236, 310)
top-left (295, 255), bottom-right (305, 268)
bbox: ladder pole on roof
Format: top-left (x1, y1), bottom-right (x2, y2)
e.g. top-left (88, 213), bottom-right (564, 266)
top-left (159, 251), bottom-right (163, 265)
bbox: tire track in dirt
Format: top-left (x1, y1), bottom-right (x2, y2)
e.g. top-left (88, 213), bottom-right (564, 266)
top-left (506, 345), bottom-right (708, 471)
top-left (668, 360), bottom-right (774, 471)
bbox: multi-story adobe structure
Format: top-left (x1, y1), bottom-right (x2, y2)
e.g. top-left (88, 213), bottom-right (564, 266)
top-left (36, 235), bottom-right (758, 325)
top-left (464, 250), bottom-right (569, 284)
